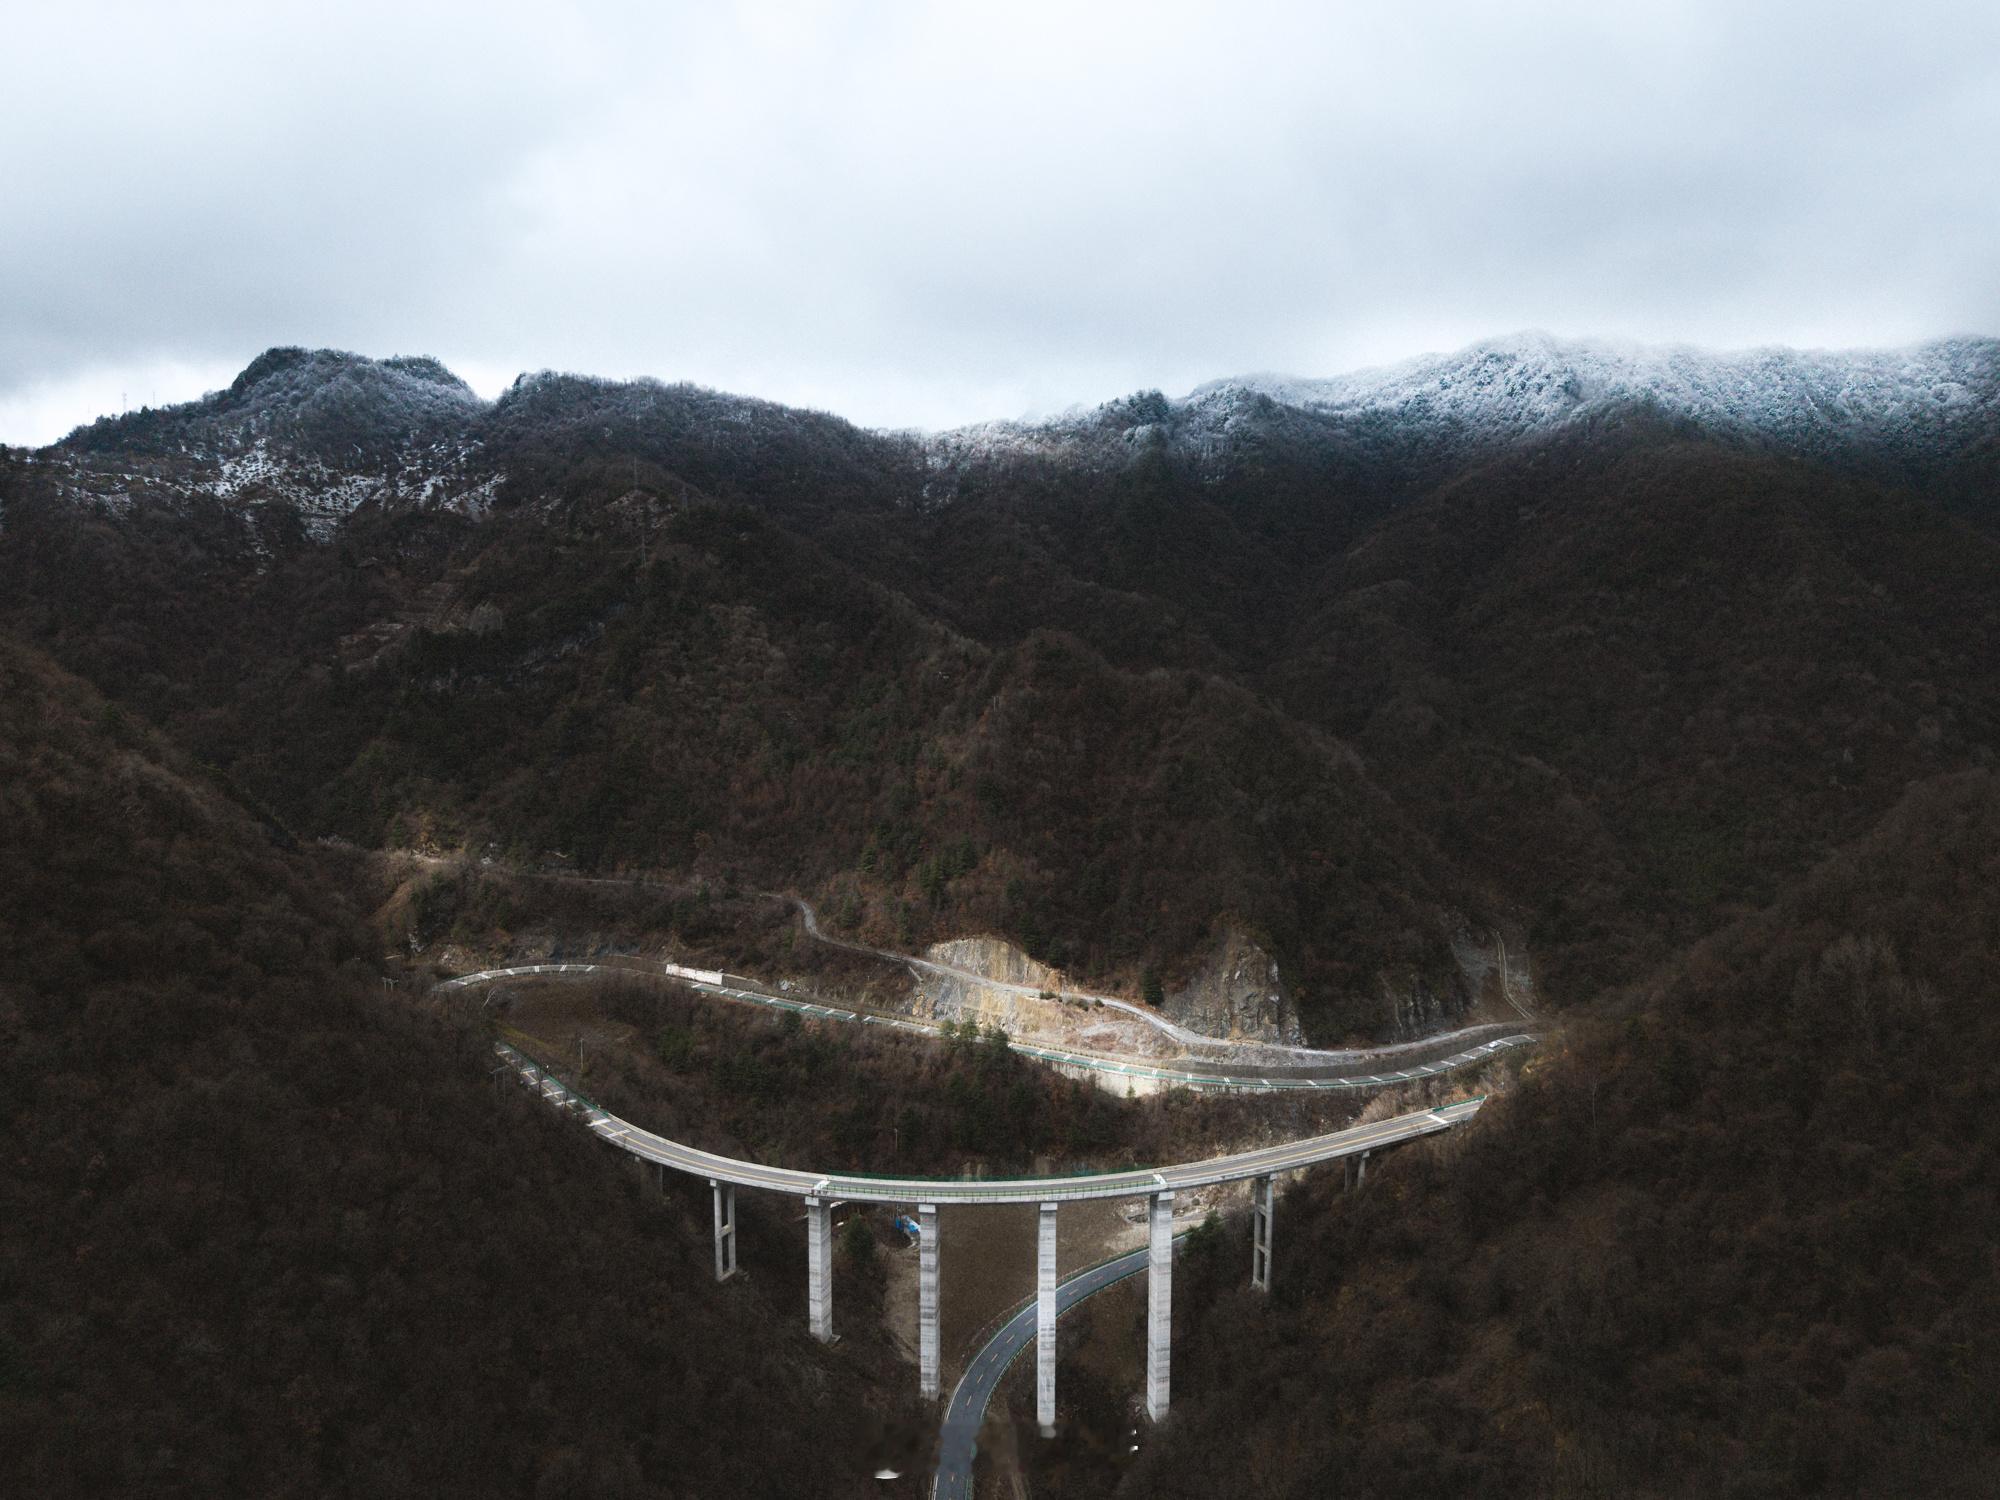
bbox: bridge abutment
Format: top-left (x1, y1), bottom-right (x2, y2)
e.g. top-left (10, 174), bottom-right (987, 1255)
top-left (1146, 1190), bottom-right (1173, 1422)
top-left (919, 1203), bottom-right (941, 1398)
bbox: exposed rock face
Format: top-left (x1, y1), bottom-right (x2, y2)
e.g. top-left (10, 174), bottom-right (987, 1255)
top-left (1162, 927), bottom-right (1303, 1045)
top-left (911, 936), bottom-right (1179, 1058)
top-left (1371, 926), bottom-right (1536, 1042)
top-left (928, 936), bottom-right (1061, 992)
top-left (1382, 972), bottom-right (1465, 1042)
top-left (913, 936), bottom-right (1062, 1033)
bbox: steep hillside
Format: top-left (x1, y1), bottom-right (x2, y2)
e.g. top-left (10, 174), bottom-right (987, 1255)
top-left (0, 639), bottom-right (915, 1496)
top-left (4, 339), bottom-right (1998, 1048)
top-left (1113, 770), bottom-right (2000, 1498)
top-left (0, 443), bottom-right (1497, 1042)
top-left (6, 332), bottom-right (2000, 1493)
top-left (1268, 417), bottom-right (2000, 996)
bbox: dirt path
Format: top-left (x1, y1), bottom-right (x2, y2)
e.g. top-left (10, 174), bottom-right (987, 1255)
top-left (788, 892), bottom-right (1525, 1066)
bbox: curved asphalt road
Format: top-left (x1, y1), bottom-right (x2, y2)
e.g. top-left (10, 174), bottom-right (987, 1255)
top-left (490, 1037), bottom-right (1494, 1491)
top-left (413, 852), bottom-right (1531, 1067)
top-left (933, 1245), bottom-right (1158, 1499)
top-left (444, 960), bottom-right (1534, 1094)
top-left (790, 895), bottom-right (1522, 1064)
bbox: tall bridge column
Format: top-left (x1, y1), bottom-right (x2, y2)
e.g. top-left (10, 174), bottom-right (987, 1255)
top-left (919, 1203), bottom-right (941, 1398)
top-left (806, 1196), bottom-right (834, 1341)
top-left (1250, 1174), bottom-right (1274, 1292)
top-left (1146, 1190), bottom-right (1174, 1422)
top-left (710, 1179), bottom-right (738, 1282)
top-left (1037, 1201), bottom-right (1059, 1436)
top-left (1345, 1150), bottom-right (1371, 1192)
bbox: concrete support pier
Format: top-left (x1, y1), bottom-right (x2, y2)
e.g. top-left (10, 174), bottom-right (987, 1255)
top-left (919, 1203), bottom-right (941, 1399)
top-left (1250, 1174), bottom-right (1274, 1292)
top-left (711, 1179), bottom-right (738, 1282)
top-left (806, 1196), bottom-right (834, 1341)
top-left (1037, 1201), bottom-right (1059, 1436)
top-left (1146, 1190), bottom-right (1174, 1422)
top-left (1345, 1150), bottom-right (1371, 1192)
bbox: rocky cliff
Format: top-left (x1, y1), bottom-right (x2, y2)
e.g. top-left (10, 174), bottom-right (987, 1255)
top-left (910, 936), bottom-right (1179, 1058)
top-left (912, 935), bottom-right (1062, 1033)
top-left (1161, 926), bottom-right (1303, 1044)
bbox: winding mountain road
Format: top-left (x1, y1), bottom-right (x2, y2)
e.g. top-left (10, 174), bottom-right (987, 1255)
top-left (408, 852), bottom-right (1531, 1070)
top-left (932, 1244), bottom-right (1158, 1500)
top-left (790, 895), bottom-right (1218, 1049)
top-left (486, 1025), bottom-right (1499, 1494)
top-left (442, 878), bottom-right (1531, 1495)
top-left (788, 895), bottom-right (1524, 1065)
top-left (444, 960), bottom-right (1533, 1092)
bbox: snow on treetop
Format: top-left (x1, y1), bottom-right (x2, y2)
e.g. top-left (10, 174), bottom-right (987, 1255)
top-left (1181, 331), bottom-right (1999, 444)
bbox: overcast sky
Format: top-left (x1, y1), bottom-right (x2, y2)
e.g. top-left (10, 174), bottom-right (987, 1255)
top-left (3, 0), bottom-right (1997, 444)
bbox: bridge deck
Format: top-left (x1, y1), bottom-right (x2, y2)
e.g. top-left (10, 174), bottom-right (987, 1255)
top-left (502, 1043), bottom-right (1484, 1204)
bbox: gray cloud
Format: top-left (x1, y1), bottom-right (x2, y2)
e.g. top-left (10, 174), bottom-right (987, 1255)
top-left (5, 0), bottom-right (1997, 443)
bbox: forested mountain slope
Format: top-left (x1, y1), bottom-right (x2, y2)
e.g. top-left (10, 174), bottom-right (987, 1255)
top-left (1116, 769), bottom-right (2000, 1498)
top-left (1264, 416), bottom-right (2000, 996)
top-left (0, 442), bottom-right (1498, 1041)
top-left (0, 639), bottom-right (911, 1497)
top-left (3, 338), bottom-right (1997, 1045)
top-left (4, 333), bottom-right (2000, 1494)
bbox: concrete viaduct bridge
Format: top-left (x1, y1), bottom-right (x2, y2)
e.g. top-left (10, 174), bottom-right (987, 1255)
top-left (493, 1039), bottom-right (1486, 1434)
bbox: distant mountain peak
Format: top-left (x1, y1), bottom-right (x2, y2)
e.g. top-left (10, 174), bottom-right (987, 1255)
top-left (64, 346), bottom-right (486, 463)
top-left (1189, 331), bottom-right (2000, 437)
top-left (216, 345), bottom-right (483, 410)
top-left (910, 332), bottom-right (2000, 501)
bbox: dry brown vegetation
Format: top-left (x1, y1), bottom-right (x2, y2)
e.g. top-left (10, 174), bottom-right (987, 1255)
top-left (0, 640), bottom-right (925, 1497)
top-left (5, 357), bottom-right (2000, 1494)
top-left (1110, 772), bottom-right (2000, 1498)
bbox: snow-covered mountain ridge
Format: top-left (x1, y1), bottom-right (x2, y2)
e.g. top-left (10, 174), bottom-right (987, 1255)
top-left (32, 333), bottom-right (2000, 533)
top-left (908, 333), bottom-right (2000, 503)
top-left (1192, 331), bottom-right (1997, 447)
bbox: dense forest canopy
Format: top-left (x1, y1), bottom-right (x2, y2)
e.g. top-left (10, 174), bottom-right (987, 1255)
top-left (0, 639), bottom-right (921, 1496)
top-left (1114, 769), bottom-right (2000, 1499)
top-left (5, 339), bottom-right (1998, 1494)
top-left (10, 346), bottom-right (1998, 1040)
